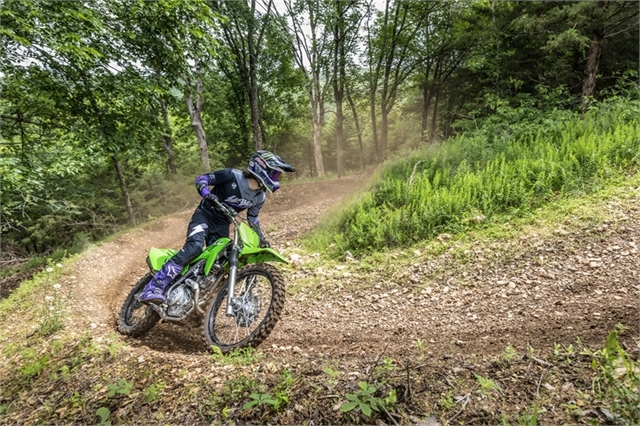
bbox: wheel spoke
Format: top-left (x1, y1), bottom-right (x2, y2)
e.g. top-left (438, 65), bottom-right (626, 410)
top-left (206, 269), bottom-right (274, 347)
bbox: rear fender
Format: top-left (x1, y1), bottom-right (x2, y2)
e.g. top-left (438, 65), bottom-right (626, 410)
top-left (147, 247), bottom-right (178, 272)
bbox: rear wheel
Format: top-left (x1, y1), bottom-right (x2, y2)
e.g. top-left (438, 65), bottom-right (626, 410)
top-left (117, 273), bottom-right (160, 337)
top-left (203, 263), bottom-right (285, 353)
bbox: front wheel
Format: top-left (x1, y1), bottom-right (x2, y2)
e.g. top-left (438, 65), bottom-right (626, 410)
top-left (203, 263), bottom-right (285, 353)
top-left (117, 273), bottom-right (160, 337)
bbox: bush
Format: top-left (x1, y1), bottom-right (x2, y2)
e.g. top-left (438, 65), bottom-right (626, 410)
top-left (321, 97), bottom-right (640, 254)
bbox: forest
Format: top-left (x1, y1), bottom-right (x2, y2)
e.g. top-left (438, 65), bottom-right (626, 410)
top-left (1, 0), bottom-right (639, 263)
top-left (1, 2), bottom-right (640, 425)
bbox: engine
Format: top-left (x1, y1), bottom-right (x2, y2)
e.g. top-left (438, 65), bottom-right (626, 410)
top-left (166, 285), bottom-right (194, 318)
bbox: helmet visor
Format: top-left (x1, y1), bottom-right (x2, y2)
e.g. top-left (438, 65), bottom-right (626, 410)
top-left (268, 170), bottom-right (281, 181)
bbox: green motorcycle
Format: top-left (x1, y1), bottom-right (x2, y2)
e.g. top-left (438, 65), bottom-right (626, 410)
top-left (117, 200), bottom-right (287, 353)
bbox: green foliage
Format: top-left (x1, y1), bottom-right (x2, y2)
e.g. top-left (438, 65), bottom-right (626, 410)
top-left (242, 392), bottom-right (279, 410)
top-left (96, 406), bottom-right (111, 426)
top-left (272, 368), bottom-right (294, 410)
top-left (18, 349), bottom-right (50, 380)
top-left (475, 374), bottom-right (502, 397)
top-left (414, 339), bottom-right (428, 358)
top-left (143, 382), bottom-right (165, 404)
top-left (106, 379), bottom-right (132, 398)
top-left (340, 381), bottom-right (395, 418)
top-left (502, 345), bottom-right (518, 363)
top-left (241, 368), bottom-right (293, 412)
top-left (211, 375), bottom-right (258, 409)
top-left (375, 357), bottom-right (396, 375)
top-left (38, 280), bottom-right (66, 336)
top-left (439, 391), bottom-right (456, 410)
top-left (592, 327), bottom-right (640, 423)
top-left (323, 365), bottom-right (341, 379)
top-left (209, 346), bottom-right (264, 365)
top-left (318, 98), bottom-right (640, 254)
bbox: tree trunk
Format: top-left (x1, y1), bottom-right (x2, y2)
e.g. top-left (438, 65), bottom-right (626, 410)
top-left (160, 99), bottom-right (177, 175)
top-left (335, 100), bottom-right (345, 178)
top-left (369, 94), bottom-right (379, 162)
top-left (185, 72), bottom-right (210, 172)
top-left (311, 53), bottom-right (326, 177)
top-left (281, 0), bottom-right (325, 176)
top-left (346, 84), bottom-right (365, 172)
top-left (112, 154), bottom-right (136, 226)
top-left (333, 0), bottom-right (345, 178)
top-left (421, 62), bottom-right (434, 143)
top-left (247, 0), bottom-right (263, 151)
top-left (311, 98), bottom-right (325, 177)
top-left (581, 31), bottom-right (604, 108)
top-left (429, 87), bottom-right (441, 143)
top-left (380, 106), bottom-right (388, 158)
top-left (444, 88), bottom-right (457, 139)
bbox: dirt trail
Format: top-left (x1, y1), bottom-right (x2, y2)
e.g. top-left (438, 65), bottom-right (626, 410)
top-left (69, 174), bottom-right (639, 362)
top-left (69, 174), bottom-right (369, 349)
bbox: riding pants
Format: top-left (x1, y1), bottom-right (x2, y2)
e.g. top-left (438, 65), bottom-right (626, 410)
top-left (169, 207), bottom-right (230, 266)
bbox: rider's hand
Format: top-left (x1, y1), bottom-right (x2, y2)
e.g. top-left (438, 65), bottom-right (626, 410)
top-left (259, 239), bottom-right (271, 249)
top-left (204, 193), bottom-right (219, 206)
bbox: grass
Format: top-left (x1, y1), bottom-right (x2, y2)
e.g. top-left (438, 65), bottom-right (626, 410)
top-left (287, 167), bottom-right (638, 305)
top-left (309, 97), bottom-right (639, 256)
top-left (0, 259), bottom-right (70, 317)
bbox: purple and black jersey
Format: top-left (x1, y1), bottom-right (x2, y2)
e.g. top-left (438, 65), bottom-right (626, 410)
top-left (195, 169), bottom-right (265, 224)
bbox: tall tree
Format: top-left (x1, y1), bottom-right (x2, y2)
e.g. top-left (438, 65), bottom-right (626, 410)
top-left (415, 1), bottom-right (472, 142)
top-left (366, 0), bottom-right (426, 160)
top-left (576, 1), bottom-right (638, 106)
top-left (185, 65), bottom-right (211, 172)
top-left (331, 0), bottom-right (362, 177)
top-left (279, 0), bottom-right (331, 177)
top-left (109, 0), bottom-right (219, 174)
top-left (0, 0), bottom-right (150, 226)
top-left (210, 0), bottom-right (277, 151)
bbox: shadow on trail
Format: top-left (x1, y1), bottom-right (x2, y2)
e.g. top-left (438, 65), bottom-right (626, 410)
top-left (122, 321), bottom-right (210, 356)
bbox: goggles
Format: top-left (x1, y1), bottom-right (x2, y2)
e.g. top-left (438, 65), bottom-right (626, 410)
top-left (268, 170), bottom-right (281, 181)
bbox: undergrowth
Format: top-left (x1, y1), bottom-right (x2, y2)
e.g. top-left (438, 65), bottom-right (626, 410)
top-left (311, 97), bottom-right (639, 255)
top-left (1, 324), bottom-right (637, 425)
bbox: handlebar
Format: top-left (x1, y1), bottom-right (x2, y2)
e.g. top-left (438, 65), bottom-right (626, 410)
top-left (211, 199), bottom-right (238, 220)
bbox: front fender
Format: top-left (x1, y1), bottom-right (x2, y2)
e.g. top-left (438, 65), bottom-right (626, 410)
top-left (239, 247), bottom-right (288, 266)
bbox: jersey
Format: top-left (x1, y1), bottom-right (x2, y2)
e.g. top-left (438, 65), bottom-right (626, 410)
top-left (195, 168), bottom-right (266, 224)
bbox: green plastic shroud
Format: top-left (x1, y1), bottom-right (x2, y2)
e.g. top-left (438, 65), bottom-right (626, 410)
top-left (146, 222), bottom-right (288, 275)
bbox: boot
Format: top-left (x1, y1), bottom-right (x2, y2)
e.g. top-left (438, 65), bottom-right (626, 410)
top-left (138, 260), bottom-right (182, 304)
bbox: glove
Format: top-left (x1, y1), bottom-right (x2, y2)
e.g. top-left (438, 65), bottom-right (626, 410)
top-left (204, 193), bottom-right (219, 206)
top-left (259, 239), bottom-right (271, 249)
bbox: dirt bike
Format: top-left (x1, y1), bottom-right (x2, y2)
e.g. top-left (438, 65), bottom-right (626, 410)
top-left (116, 200), bottom-right (287, 353)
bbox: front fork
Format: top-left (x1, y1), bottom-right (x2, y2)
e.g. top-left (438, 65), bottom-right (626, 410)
top-left (226, 227), bottom-right (240, 316)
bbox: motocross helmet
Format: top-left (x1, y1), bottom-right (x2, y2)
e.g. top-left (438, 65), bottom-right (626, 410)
top-left (247, 150), bottom-right (295, 193)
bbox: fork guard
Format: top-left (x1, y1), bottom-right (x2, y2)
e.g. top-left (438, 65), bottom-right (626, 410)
top-left (239, 247), bottom-right (288, 266)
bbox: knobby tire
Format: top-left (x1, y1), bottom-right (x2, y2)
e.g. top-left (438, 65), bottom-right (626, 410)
top-left (203, 263), bottom-right (285, 353)
top-left (117, 273), bottom-right (160, 337)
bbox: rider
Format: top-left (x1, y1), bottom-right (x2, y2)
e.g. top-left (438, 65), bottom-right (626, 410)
top-left (138, 150), bottom-right (295, 304)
